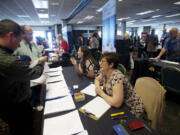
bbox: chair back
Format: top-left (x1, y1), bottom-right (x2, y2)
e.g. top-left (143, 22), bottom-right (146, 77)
top-left (134, 77), bottom-right (166, 129)
top-left (161, 66), bottom-right (180, 93)
top-left (118, 64), bottom-right (126, 74)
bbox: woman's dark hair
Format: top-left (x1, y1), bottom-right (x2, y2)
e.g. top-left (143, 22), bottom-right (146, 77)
top-left (101, 52), bottom-right (119, 69)
top-left (0, 19), bottom-right (23, 37)
top-left (80, 46), bottom-right (99, 73)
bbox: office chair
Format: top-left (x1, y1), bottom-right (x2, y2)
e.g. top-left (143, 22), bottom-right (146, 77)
top-left (118, 64), bottom-right (126, 75)
top-left (161, 66), bottom-right (180, 94)
top-left (134, 77), bottom-right (166, 129)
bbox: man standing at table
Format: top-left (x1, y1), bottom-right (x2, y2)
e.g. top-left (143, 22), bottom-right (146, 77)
top-left (0, 19), bottom-right (46, 135)
top-left (155, 27), bottom-right (180, 62)
top-left (14, 25), bottom-right (45, 111)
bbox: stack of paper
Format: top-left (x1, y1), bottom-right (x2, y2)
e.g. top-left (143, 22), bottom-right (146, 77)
top-left (43, 110), bottom-right (84, 135)
top-left (80, 96), bottom-right (110, 119)
top-left (44, 95), bottom-right (75, 115)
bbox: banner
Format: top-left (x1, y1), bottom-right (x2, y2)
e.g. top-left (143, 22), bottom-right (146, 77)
top-left (62, 25), bottom-right (73, 52)
top-left (102, 0), bottom-right (116, 52)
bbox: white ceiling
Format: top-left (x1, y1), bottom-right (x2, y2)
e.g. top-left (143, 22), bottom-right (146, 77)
top-left (0, 0), bottom-right (180, 27)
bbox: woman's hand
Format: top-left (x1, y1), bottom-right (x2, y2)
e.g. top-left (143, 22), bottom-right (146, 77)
top-left (95, 86), bottom-right (104, 96)
top-left (70, 57), bottom-right (77, 65)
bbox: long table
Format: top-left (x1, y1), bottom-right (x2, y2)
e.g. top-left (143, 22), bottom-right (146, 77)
top-left (42, 66), bottom-right (159, 135)
top-left (130, 59), bottom-right (180, 85)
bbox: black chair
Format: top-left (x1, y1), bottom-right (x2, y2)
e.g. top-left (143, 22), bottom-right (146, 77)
top-left (161, 66), bottom-right (180, 93)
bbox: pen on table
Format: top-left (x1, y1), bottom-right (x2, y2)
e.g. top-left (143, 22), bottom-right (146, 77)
top-left (47, 80), bottom-right (62, 84)
top-left (49, 75), bottom-right (61, 77)
top-left (45, 71), bottom-right (58, 73)
top-left (144, 124), bottom-right (152, 133)
top-left (111, 116), bottom-right (128, 120)
top-left (110, 112), bottom-right (125, 117)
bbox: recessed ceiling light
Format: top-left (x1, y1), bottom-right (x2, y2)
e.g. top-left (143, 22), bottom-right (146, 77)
top-left (32, 0), bottom-right (48, 9)
top-left (128, 20), bottom-right (136, 23)
top-left (117, 17), bottom-right (130, 21)
top-left (152, 15), bottom-right (162, 18)
top-left (165, 13), bottom-right (180, 17)
top-left (136, 10), bottom-right (154, 15)
top-left (174, 1), bottom-right (180, 5)
top-left (84, 16), bottom-right (94, 20)
top-left (77, 21), bottom-right (83, 24)
top-left (118, 0), bottom-right (123, 2)
top-left (155, 9), bottom-right (160, 11)
top-left (96, 7), bottom-right (103, 12)
top-left (38, 14), bottom-right (49, 18)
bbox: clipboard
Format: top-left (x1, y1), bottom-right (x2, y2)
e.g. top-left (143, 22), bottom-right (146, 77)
top-left (79, 96), bottom-right (111, 120)
top-left (79, 108), bottom-right (98, 120)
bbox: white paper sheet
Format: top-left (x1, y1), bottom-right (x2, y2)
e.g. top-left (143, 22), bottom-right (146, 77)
top-left (46, 76), bottom-right (65, 83)
top-left (81, 96), bottom-right (110, 119)
top-left (43, 110), bottom-right (84, 135)
top-left (48, 66), bottom-right (62, 72)
top-left (44, 95), bottom-right (75, 115)
top-left (46, 85), bottom-right (69, 99)
top-left (47, 71), bottom-right (62, 77)
top-left (80, 84), bottom-right (96, 97)
top-left (161, 60), bottom-right (179, 65)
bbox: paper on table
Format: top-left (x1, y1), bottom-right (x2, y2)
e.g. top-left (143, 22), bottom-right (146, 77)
top-left (46, 85), bottom-right (69, 99)
top-left (46, 76), bottom-right (64, 83)
top-left (43, 110), bottom-right (84, 135)
top-left (161, 60), bottom-right (179, 65)
top-left (80, 84), bottom-right (97, 97)
top-left (81, 96), bottom-right (110, 119)
top-left (44, 94), bottom-right (75, 115)
top-left (49, 66), bottom-right (62, 72)
top-left (46, 71), bottom-right (62, 76)
top-left (77, 130), bottom-right (88, 135)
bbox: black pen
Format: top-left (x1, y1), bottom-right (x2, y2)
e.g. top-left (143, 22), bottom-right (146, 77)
top-left (111, 116), bottom-right (128, 120)
top-left (49, 75), bottom-right (60, 77)
top-left (47, 80), bottom-right (62, 84)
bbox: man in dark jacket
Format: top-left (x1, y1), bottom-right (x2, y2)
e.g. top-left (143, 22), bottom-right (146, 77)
top-left (0, 19), bottom-right (46, 135)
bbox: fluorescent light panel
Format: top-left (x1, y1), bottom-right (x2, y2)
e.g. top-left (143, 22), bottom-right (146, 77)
top-left (136, 10), bottom-right (154, 15)
top-left (174, 1), bottom-right (180, 5)
top-left (165, 13), bottom-right (180, 17)
top-left (142, 18), bottom-right (156, 22)
top-left (32, 0), bottom-right (48, 9)
top-left (77, 21), bottom-right (83, 24)
top-left (84, 16), bottom-right (94, 20)
top-left (117, 17), bottom-right (130, 21)
top-left (152, 15), bottom-right (162, 18)
top-left (38, 13), bottom-right (48, 18)
top-left (96, 7), bottom-right (103, 12)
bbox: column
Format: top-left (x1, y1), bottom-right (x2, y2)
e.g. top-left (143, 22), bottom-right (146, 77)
top-left (121, 21), bottom-right (126, 36)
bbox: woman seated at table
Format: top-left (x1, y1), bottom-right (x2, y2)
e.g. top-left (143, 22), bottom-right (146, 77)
top-left (95, 52), bottom-right (144, 118)
top-left (70, 46), bottom-right (99, 78)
